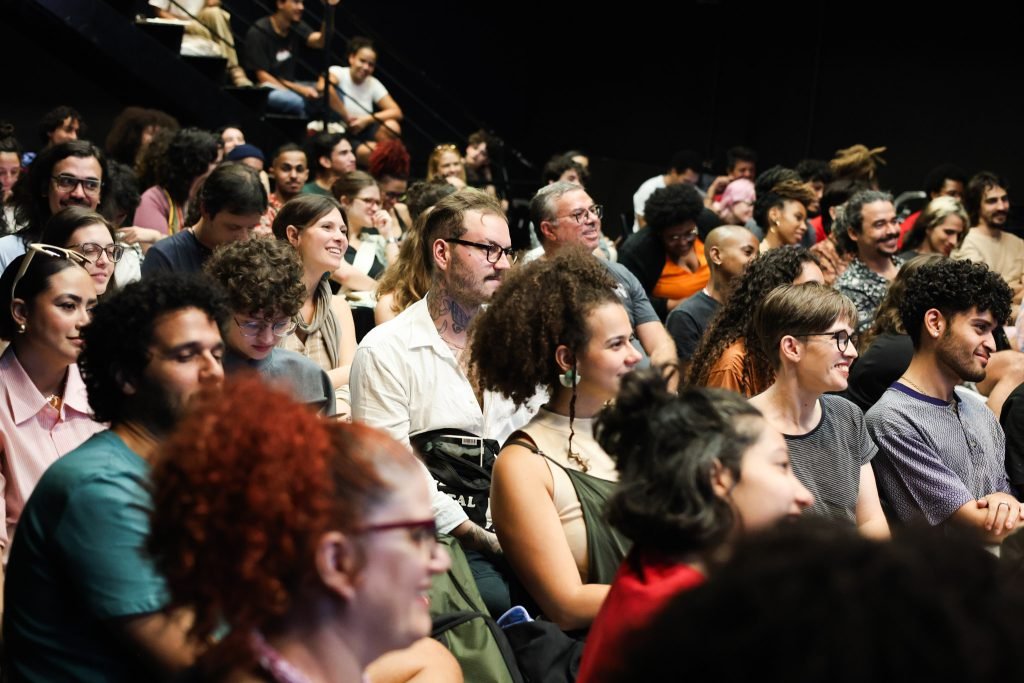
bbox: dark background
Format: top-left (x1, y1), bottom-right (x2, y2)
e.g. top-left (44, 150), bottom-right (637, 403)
top-left (3, 0), bottom-right (1022, 230)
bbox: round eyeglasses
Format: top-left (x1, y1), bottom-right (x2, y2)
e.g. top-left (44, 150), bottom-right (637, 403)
top-left (234, 318), bottom-right (298, 338)
top-left (67, 242), bottom-right (125, 263)
top-left (798, 330), bottom-right (858, 353)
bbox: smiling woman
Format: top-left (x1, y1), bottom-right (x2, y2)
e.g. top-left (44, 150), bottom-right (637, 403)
top-left (0, 245), bottom-right (103, 562)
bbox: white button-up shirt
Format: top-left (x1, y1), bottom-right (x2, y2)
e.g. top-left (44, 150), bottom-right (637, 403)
top-left (351, 297), bottom-right (536, 533)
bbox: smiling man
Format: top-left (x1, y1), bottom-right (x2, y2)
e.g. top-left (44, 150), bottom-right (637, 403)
top-left (835, 190), bottom-right (905, 333)
top-left (4, 273), bottom-right (227, 681)
top-left (955, 172), bottom-right (1024, 303)
top-left (142, 162), bottom-right (266, 276)
top-left (865, 258), bottom-right (1022, 545)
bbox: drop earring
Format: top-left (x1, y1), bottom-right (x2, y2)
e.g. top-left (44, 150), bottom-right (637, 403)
top-left (559, 369), bottom-right (580, 388)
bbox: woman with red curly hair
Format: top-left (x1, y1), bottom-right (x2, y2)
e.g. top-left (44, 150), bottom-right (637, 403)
top-left (368, 139), bottom-right (413, 238)
top-left (148, 376), bottom-right (454, 682)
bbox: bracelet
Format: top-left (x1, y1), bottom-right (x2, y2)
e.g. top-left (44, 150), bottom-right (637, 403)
top-left (386, 237), bottom-right (399, 245)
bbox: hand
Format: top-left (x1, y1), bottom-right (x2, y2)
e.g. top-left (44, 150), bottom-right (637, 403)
top-left (708, 175), bottom-right (731, 196)
top-left (117, 226), bottom-right (163, 245)
top-left (347, 116), bottom-right (373, 134)
top-left (324, 0), bottom-right (340, 5)
top-left (298, 84), bottom-right (320, 99)
top-left (205, 0), bottom-right (220, 6)
top-left (371, 209), bottom-right (393, 236)
top-left (444, 175), bottom-right (466, 189)
top-left (976, 493), bottom-right (1023, 535)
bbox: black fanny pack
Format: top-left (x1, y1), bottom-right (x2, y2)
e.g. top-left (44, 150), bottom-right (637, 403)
top-left (411, 429), bottom-right (500, 529)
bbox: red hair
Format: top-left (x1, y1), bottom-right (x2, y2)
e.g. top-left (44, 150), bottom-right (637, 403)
top-left (368, 139), bottom-right (410, 180)
top-left (148, 374), bottom-right (403, 671)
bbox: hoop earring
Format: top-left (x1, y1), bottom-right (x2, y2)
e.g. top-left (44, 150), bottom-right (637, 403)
top-left (559, 368), bottom-right (580, 388)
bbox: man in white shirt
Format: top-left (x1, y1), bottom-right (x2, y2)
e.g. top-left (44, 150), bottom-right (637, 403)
top-left (351, 188), bottom-right (533, 612)
top-left (632, 149), bottom-right (702, 232)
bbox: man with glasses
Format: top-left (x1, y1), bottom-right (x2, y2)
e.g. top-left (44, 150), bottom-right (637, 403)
top-left (748, 282), bottom-right (890, 538)
top-left (0, 140), bottom-right (107, 272)
top-left (865, 258), bottom-right (1023, 545)
top-left (835, 190), bottom-right (905, 333)
top-left (205, 237), bottom-right (335, 415)
top-left (4, 273), bottom-right (226, 680)
top-left (142, 162), bottom-right (266, 276)
top-left (530, 181), bottom-right (678, 370)
top-left (352, 188), bottom-right (533, 616)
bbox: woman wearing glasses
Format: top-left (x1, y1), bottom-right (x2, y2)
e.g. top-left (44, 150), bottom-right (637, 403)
top-left (472, 248), bottom-right (642, 632)
top-left (205, 238), bottom-right (336, 416)
top-left (334, 171), bottom-right (399, 283)
top-left (148, 376), bottom-right (456, 682)
top-left (0, 243), bottom-right (102, 563)
top-left (747, 283), bottom-right (889, 538)
top-left (273, 195), bottom-right (358, 416)
top-left (38, 207), bottom-right (123, 296)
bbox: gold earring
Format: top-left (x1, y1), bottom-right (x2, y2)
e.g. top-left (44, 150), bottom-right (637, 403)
top-left (17, 322), bottom-right (26, 334)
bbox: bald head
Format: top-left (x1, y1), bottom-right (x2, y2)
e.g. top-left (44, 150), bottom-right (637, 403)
top-left (706, 225), bottom-right (759, 281)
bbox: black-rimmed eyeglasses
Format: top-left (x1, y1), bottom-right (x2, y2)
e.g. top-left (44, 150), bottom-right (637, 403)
top-left (797, 330), bottom-right (858, 353)
top-left (51, 174), bottom-right (101, 195)
top-left (444, 238), bottom-right (518, 264)
top-left (555, 204), bottom-right (603, 225)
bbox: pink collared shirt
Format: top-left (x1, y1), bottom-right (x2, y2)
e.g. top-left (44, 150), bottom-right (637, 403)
top-left (0, 347), bottom-right (105, 556)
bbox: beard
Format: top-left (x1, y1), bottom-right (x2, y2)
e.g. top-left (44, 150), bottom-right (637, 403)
top-left (936, 330), bottom-right (987, 383)
top-left (446, 257), bottom-right (497, 309)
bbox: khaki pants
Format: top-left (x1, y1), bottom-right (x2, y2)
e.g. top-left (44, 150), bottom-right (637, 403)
top-left (183, 6), bottom-right (241, 70)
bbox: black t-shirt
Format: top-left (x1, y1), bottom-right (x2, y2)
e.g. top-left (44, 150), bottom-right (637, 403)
top-left (140, 229), bottom-right (211, 277)
top-left (842, 332), bottom-right (913, 412)
top-left (666, 290), bottom-right (719, 361)
top-left (243, 16), bottom-right (312, 81)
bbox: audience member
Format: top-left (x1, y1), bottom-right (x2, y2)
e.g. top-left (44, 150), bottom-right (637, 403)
top-left (955, 171), bottom-right (1024, 302)
top-left (303, 131), bottom-right (356, 196)
top-left (714, 177), bottom-right (755, 226)
top-left (334, 170), bottom-right (399, 280)
top-left (204, 237), bottom-right (335, 415)
top-left (39, 206), bottom-right (123, 297)
top-left (0, 140), bottom-right (107, 271)
top-left (243, 0), bottom-right (340, 117)
top-left (866, 258), bottom-right (1021, 544)
top-left (351, 189), bottom-right (530, 615)
top-left (148, 377), bottom-right (456, 682)
top-left (368, 139), bottom-right (413, 235)
top-left (327, 36), bottom-right (403, 165)
top-left (541, 152), bottom-right (588, 188)
top-left (898, 163), bottom-right (967, 245)
top-left (666, 225), bottom-right (758, 369)
top-left (749, 283), bottom-right (889, 537)
top-left (104, 107), bottom-right (179, 171)
top-left (3, 273), bottom-right (226, 681)
top-left (608, 522), bottom-right (1024, 683)
top-left (808, 178), bottom-right (869, 283)
top-left (756, 179), bottom-right (817, 252)
top-left (150, 0), bottom-right (252, 86)
top-left (619, 184), bottom-right (708, 313)
top-left (464, 130), bottom-right (503, 198)
top-left (631, 149), bottom-right (702, 231)
top-left (835, 190), bottom-right (904, 333)
top-left (266, 142), bottom-right (308, 222)
top-left (577, 370), bottom-right (812, 683)
top-left (216, 124), bottom-right (245, 154)
top-left (688, 246), bottom-right (823, 396)
top-left (702, 145), bottom-right (757, 204)
top-left (141, 162), bottom-right (266, 275)
top-left (272, 195), bottom-right (357, 408)
top-left (472, 247), bottom-right (640, 631)
top-left (794, 158), bottom-right (833, 217)
top-left (830, 143), bottom-right (886, 187)
top-left (133, 127), bottom-right (219, 238)
top-left (900, 195), bottom-right (967, 258)
top-left (38, 105), bottom-right (83, 150)
top-left (0, 122), bottom-right (23, 218)
top-left (426, 143), bottom-right (467, 188)
top-left (531, 182), bottom-right (677, 369)
top-left (0, 243), bottom-right (100, 569)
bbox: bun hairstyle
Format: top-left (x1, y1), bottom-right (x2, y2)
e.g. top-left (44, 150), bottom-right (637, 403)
top-left (596, 368), bottom-right (765, 556)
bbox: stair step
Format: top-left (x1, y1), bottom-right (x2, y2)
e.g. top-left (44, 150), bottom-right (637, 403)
top-left (135, 18), bottom-right (184, 53)
top-left (182, 54), bottom-right (228, 83)
top-left (263, 113), bottom-right (312, 142)
top-left (225, 86), bottom-right (270, 114)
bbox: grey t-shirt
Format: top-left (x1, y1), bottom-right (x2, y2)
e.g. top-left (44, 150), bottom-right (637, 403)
top-left (224, 347), bottom-right (336, 416)
top-left (784, 394), bottom-right (877, 524)
top-left (601, 260), bottom-right (660, 367)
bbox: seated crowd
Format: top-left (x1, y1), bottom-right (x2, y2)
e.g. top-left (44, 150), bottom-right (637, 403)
top-left (3, 81), bottom-right (1024, 682)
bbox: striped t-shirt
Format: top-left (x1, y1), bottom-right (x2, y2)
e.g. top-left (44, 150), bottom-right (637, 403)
top-left (784, 394), bottom-right (877, 524)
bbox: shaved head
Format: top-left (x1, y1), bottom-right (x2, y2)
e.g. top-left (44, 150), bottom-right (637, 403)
top-left (705, 225), bottom-right (759, 276)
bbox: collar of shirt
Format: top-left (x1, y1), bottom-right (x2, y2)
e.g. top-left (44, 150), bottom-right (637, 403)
top-left (2, 347), bottom-right (92, 425)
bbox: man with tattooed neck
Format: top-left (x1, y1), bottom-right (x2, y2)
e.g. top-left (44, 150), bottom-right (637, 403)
top-left (351, 188), bottom-right (535, 614)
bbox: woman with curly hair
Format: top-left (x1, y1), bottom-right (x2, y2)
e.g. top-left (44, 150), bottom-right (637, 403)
top-left (133, 127), bottom-right (219, 239)
top-left (273, 195), bottom-right (358, 414)
top-left (900, 196), bottom-right (967, 258)
top-left (333, 171), bottom-right (400, 282)
top-left (368, 139), bottom-right (413, 236)
top-left (576, 369), bottom-right (812, 683)
top-left (204, 238), bottom-right (336, 415)
top-left (104, 107), bottom-right (179, 170)
top-left (756, 179), bottom-right (818, 253)
top-left (471, 246), bottom-right (642, 632)
top-left (147, 376), bottom-right (455, 682)
top-left (687, 246), bottom-right (823, 396)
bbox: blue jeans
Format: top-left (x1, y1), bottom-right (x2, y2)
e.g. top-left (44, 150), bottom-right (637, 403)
top-left (264, 81), bottom-right (316, 117)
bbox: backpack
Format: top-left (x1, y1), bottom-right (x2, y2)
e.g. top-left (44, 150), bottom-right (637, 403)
top-left (412, 429), bottom-right (500, 529)
top-left (429, 535), bottom-right (524, 683)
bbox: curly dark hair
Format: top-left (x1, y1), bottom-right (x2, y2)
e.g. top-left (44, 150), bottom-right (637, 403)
top-left (687, 246), bottom-right (819, 389)
top-left (368, 139), bottom-right (410, 181)
top-left (38, 105), bottom-right (83, 145)
top-left (98, 160), bottom-right (141, 228)
top-left (611, 520), bottom-right (1024, 683)
top-left (964, 171), bottom-right (1008, 226)
top-left (899, 258), bottom-right (1012, 347)
top-left (753, 179), bottom-right (818, 230)
top-left (105, 106), bottom-right (180, 166)
top-left (204, 238), bottom-right (306, 318)
top-left (643, 184), bottom-right (705, 234)
top-left (471, 246), bottom-right (620, 406)
top-left (78, 273), bottom-right (230, 424)
top-left (155, 127), bottom-right (220, 204)
top-left (834, 189), bottom-right (892, 255)
top-left (595, 368), bottom-right (764, 556)
top-left (148, 376), bottom-right (411, 677)
top-left (753, 165), bottom-right (800, 196)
